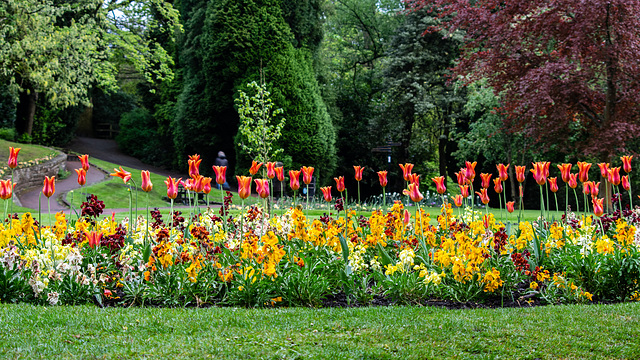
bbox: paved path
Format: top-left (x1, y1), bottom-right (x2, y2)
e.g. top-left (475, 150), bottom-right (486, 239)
top-left (16, 137), bottom-right (191, 214)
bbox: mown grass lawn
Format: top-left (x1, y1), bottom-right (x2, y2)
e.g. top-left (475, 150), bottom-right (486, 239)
top-left (0, 302), bottom-right (638, 359)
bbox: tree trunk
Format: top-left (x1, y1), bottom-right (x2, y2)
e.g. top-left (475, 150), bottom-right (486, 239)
top-left (15, 88), bottom-right (38, 137)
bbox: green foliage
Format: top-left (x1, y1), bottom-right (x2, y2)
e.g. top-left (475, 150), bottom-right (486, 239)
top-left (116, 108), bottom-right (174, 166)
top-left (30, 101), bottom-right (82, 146)
top-left (236, 81), bottom-right (286, 165)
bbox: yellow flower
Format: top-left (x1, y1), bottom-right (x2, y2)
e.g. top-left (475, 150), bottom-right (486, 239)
top-left (529, 281), bottom-right (538, 290)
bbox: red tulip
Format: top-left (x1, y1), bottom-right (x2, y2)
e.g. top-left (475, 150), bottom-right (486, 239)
top-left (432, 176), bottom-right (446, 194)
top-left (608, 167), bottom-right (621, 186)
top-left (453, 195), bottom-right (464, 207)
top-left (549, 177), bottom-right (558, 193)
top-left (480, 173), bottom-right (492, 189)
top-left (404, 183), bottom-right (423, 203)
top-left (78, 154), bottom-right (90, 172)
top-left (399, 163), bottom-right (414, 181)
top-left (515, 165), bottom-right (526, 183)
top-left (493, 178), bottom-right (503, 194)
top-left (354, 166), bottom-right (364, 181)
top-left (334, 176), bottom-right (345, 192)
top-left (85, 231), bottom-right (102, 249)
top-left (496, 163), bottom-right (509, 181)
top-left (530, 162), bottom-right (547, 185)
top-left (475, 188), bottom-right (490, 205)
top-left (582, 181), bottom-right (591, 195)
top-left (506, 201), bottom-right (515, 213)
top-left (621, 155), bottom-right (633, 173)
top-left (301, 166), bottom-right (314, 185)
top-left (592, 197), bottom-right (604, 217)
top-left (42, 176), bottom-right (55, 198)
top-left (568, 173), bottom-right (578, 189)
top-left (275, 167), bottom-right (285, 182)
top-left (597, 163), bottom-right (610, 180)
top-left (543, 162), bottom-right (551, 178)
top-left (249, 161), bottom-right (262, 176)
top-left (465, 161), bottom-right (477, 182)
top-left (321, 186), bottom-right (332, 202)
top-left (75, 168), bottom-right (86, 186)
top-left (255, 179), bottom-right (269, 199)
top-left (622, 175), bottom-right (631, 191)
top-left (140, 170), bottom-right (153, 192)
top-left (111, 167), bottom-right (132, 183)
top-left (165, 177), bottom-right (182, 200)
top-left (455, 170), bottom-right (467, 186)
top-left (8, 147), bottom-right (20, 169)
top-left (577, 162), bottom-right (591, 183)
top-left (188, 155), bottom-right (201, 178)
top-left (377, 171), bottom-right (388, 187)
top-left (237, 175), bottom-right (252, 199)
top-left (266, 162), bottom-right (276, 179)
top-left (460, 185), bottom-right (470, 198)
top-left (403, 209), bottom-right (410, 225)
top-left (289, 170), bottom-right (301, 191)
top-left (212, 165), bottom-right (227, 185)
top-left (0, 179), bottom-right (14, 200)
top-left (557, 163), bottom-right (572, 183)
top-left (202, 177), bottom-right (212, 195)
top-left (590, 181), bottom-right (600, 197)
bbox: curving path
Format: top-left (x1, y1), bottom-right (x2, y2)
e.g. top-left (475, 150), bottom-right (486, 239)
top-left (17, 137), bottom-right (190, 213)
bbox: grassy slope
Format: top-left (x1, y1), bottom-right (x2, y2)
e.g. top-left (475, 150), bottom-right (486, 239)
top-left (0, 302), bottom-right (638, 359)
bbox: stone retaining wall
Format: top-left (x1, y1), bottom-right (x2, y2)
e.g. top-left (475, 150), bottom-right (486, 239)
top-left (13, 152), bottom-right (66, 194)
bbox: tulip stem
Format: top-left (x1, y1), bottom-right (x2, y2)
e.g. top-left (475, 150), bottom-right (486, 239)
top-left (382, 187), bottom-right (386, 212)
top-left (545, 183), bottom-right (550, 220)
top-left (3, 199), bottom-right (7, 228)
top-left (239, 199), bottom-right (245, 243)
top-left (565, 185), bottom-right (569, 223)
top-left (169, 198), bottom-right (174, 236)
top-left (128, 187), bottom-right (133, 237)
top-left (518, 184), bottom-right (523, 220)
top-left (146, 192), bottom-right (150, 247)
top-left (306, 184), bottom-right (309, 218)
top-left (220, 186), bottom-right (227, 236)
top-left (280, 181), bottom-right (284, 217)
top-left (498, 192), bottom-right (503, 223)
top-left (554, 193), bottom-right (559, 221)
top-left (573, 188), bottom-right (580, 214)
top-left (539, 184), bottom-right (545, 223)
top-left (616, 185), bottom-right (623, 215)
top-left (10, 169), bottom-right (13, 216)
top-left (357, 181), bottom-right (361, 215)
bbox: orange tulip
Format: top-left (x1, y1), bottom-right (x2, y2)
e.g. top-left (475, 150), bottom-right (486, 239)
top-left (493, 178), bottom-right (503, 194)
top-left (557, 163), bottom-right (572, 183)
top-left (590, 181), bottom-right (600, 197)
top-left (549, 177), bottom-right (558, 193)
top-left (608, 167), bottom-right (621, 186)
top-left (404, 183), bottom-right (423, 203)
top-left (321, 186), bottom-right (332, 202)
top-left (202, 177), bottom-right (213, 195)
top-left (530, 162), bottom-right (547, 185)
top-left (515, 165), bottom-right (526, 183)
top-left (480, 173), bottom-right (492, 189)
top-left (249, 161), bottom-right (263, 176)
top-left (289, 170), bottom-right (301, 191)
top-left (255, 179), bottom-right (269, 199)
top-left (465, 161), bottom-right (477, 182)
top-left (377, 171), bottom-right (388, 187)
top-left (111, 167), bottom-right (132, 183)
top-left (354, 166), bottom-right (364, 181)
top-left (621, 155), bottom-right (633, 173)
top-left (275, 166), bottom-right (285, 182)
top-left (432, 176), bottom-right (446, 194)
top-left (475, 188), bottom-right (490, 205)
top-left (334, 176), bottom-right (345, 192)
top-left (582, 181), bottom-right (591, 195)
top-left (592, 197), bottom-right (604, 217)
top-left (212, 165), bottom-right (227, 185)
top-left (237, 176), bottom-right (252, 199)
top-left (622, 175), bottom-right (631, 191)
top-left (453, 194), bottom-right (463, 207)
top-left (408, 173), bottom-right (420, 187)
top-left (42, 176), bottom-right (55, 198)
top-left (506, 201), bottom-right (515, 213)
top-left (85, 231), bottom-right (102, 249)
top-left (543, 162), bottom-right (550, 178)
top-left (78, 154), bottom-right (90, 172)
top-left (597, 163), bottom-right (610, 180)
top-left (141, 170), bottom-right (153, 192)
top-left (301, 166), bottom-right (314, 185)
top-left (460, 185), bottom-right (470, 198)
top-left (399, 163), bottom-right (414, 181)
top-left (403, 209), bottom-right (410, 225)
top-left (577, 161), bottom-right (591, 183)
top-left (266, 162), bottom-right (276, 179)
top-left (164, 177), bottom-right (182, 200)
top-left (0, 179), bottom-right (14, 200)
top-left (188, 155), bottom-right (201, 178)
top-left (568, 173), bottom-right (578, 189)
top-left (8, 147), bottom-right (20, 169)
top-left (75, 168), bottom-right (86, 186)
top-left (496, 163), bottom-right (509, 181)
top-left (455, 170), bottom-right (467, 186)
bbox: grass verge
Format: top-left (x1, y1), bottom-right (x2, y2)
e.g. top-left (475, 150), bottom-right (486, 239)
top-left (0, 302), bottom-right (638, 359)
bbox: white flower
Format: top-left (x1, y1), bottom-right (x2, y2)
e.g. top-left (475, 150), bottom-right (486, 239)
top-left (47, 292), bottom-right (59, 306)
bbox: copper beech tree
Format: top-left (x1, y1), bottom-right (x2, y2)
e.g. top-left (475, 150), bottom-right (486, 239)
top-left (407, 0), bottom-right (640, 158)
